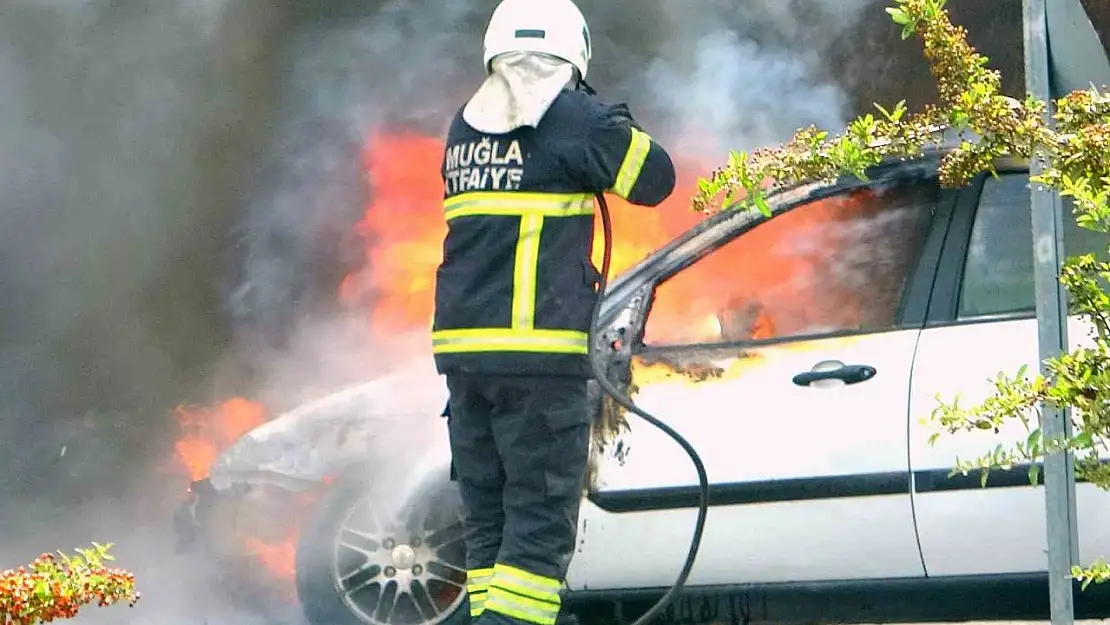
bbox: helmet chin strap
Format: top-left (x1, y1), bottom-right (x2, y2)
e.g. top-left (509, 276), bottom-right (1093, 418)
top-left (577, 77), bottom-right (597, 96)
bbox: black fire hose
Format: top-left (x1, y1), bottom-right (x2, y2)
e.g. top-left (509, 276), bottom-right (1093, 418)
top-left (588, 192), bottom-right (710, 625)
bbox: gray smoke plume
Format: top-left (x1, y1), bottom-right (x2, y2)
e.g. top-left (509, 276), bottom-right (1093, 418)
top-left (0, 0), bottom-right (913, 622)
top-left (0, 0), bottom-right (304, 622)
top-left (0, 0), bottom-right (284, 490)
top-left (594, 0), bottom-right (874, 161)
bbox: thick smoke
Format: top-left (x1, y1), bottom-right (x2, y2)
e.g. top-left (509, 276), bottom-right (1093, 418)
top-left (0, 0), bottom-right (897, 622)
top-left (0, 0), bottom-right (279, 490)
top-left (598, 0), bottom-right (874, 160)
top-left (225, 1), bottom-right (488, 356)
top-left (0, 0), bottom-right (302, 622)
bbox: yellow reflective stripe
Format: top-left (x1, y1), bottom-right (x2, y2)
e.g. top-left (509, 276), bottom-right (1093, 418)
top-left (492, 563), bottom-right (562, 602)
top-left (431, 329), bottom-right (588, 354)
top-left (438, 192), bottom-right (599, 356)
top-left (468, 568), bottom-right (494, 617)
top-left (512, 214), bottom-right (543, 329)
top-left (486, 586), bottom-right (560, 625)
top-left (469, 591), bottom-right (487, 617)
top-left (610, 127), bottom-right (652, 199)
top-left (467, 567), bottom-right (494, 593)
top-left (493, 564), bottom-right (561, 591)
top-left (444, 192), bottom-right (594, 220)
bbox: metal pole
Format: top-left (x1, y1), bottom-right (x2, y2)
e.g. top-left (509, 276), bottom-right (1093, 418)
top-left (1022, 1), bottom-right (1080, 624)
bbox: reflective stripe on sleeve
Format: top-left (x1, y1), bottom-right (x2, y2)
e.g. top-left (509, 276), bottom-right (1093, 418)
top-left (610, 127), bottom-right (652, 199)
top-left (444, 192), bottom-right (594, 221)
top-left (431, 329), bottom-right (588, 355)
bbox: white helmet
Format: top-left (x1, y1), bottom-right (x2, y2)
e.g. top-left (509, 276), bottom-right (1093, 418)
top-left (481, 0), bottom-right (593, 80)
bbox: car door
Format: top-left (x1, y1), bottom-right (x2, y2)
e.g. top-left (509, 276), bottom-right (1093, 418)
top-left (573, 175), bottom-right (951, 590)
top-left (908, 170), bottom-right (1110, 577)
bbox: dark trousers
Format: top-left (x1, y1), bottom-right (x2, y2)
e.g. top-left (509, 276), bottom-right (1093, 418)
top-left (445, 374), bottom-right (591, 625)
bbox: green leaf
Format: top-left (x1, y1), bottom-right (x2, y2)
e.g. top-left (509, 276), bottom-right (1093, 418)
top-left (727, 150), bottom-right (745, 169)
top-left (886, 7), bottom-right (911, 24)
top-left (1028, 463), bottom-right (1041, 486)
top-left (753, 194), bottom-right (771, 217)
top-left (1073, 431), bottom-right (1095, 448)
top-left (891, 99), bottom-right (907, 121)
top-left (901, 22), bottom-right (916, 40)
top-left (1026, 428), bottom-right (1042, 454)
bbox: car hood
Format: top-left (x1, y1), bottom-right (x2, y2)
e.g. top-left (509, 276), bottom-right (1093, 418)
top-left (207, 360), bottom-right (451, 491)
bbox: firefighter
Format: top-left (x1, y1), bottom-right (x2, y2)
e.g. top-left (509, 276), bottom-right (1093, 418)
top-left (432, 1), bottom-right (676, 624)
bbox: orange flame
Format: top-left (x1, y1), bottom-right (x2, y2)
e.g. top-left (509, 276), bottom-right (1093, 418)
top-left (173, 398), bottom-right (267, 482)
top-left (244, 537), bottom-right (297, 579)
top-left (640, 188), bottom-right (882, 346)
top-left (173, 398), bottom-right (303, 586)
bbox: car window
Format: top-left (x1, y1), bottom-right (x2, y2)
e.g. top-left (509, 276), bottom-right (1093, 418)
top-left (641, 181), bottom-right (939, 347)
top-left (958, 174), bottom-right (1110, 319)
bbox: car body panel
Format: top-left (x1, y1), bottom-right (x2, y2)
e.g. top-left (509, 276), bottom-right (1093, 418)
top-left (566, 495), bottom-right (921, 590)
top-left (907, 169), bottom-right (1110, 579)
top-left (910, 312), bottom-right (1110, 577)
top-left (568, 335), bottom-right (923, 590)
top-left (599, 333), bottom-right (912, 488)
top-left (207, 360), bottom-right (449, 491)
top-left (909, 317), bottom-right (1053, 576)
top-left (573, 332), bottom-right (926, 588)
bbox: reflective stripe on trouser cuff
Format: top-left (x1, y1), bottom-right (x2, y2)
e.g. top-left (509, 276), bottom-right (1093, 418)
top-left (431, 329), bottom-right (588, 355)
top-left (468, 568), bottom-right (494, 618)
top-left (486, 586), bottom-right (560, 625)
top-left (512, 213), bottom-right (543, 328)
top-left (488, 562), bottom-right (562, 625)
top-left (610, 127), bottom-right (652, 198)
top-left (492, 562), bottom-right (562, 603)
top-left (444, 192), bottom-right (594, 220)
top-left (470, 591), bottom-right (487, 617)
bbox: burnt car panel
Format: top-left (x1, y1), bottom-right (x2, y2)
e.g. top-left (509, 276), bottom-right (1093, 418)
top-left (207, 362), bottom-right (449, 492)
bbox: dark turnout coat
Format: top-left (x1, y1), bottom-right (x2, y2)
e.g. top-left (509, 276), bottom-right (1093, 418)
top-left (431, 88), bottom-right (676, 377)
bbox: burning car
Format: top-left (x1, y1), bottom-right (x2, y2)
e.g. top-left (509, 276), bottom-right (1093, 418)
top-left (176, 150), bottom-right (1110, 625)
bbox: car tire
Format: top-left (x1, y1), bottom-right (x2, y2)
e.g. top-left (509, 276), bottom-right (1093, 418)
top-left (295, 466), bottom-right (470, 625)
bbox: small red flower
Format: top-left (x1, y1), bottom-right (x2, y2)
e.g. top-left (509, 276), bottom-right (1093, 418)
top-left (1, 544), bottom-right (139, 624)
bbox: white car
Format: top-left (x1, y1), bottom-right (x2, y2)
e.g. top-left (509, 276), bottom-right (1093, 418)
top-left (176, 150), bottom-right (1110, 625)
